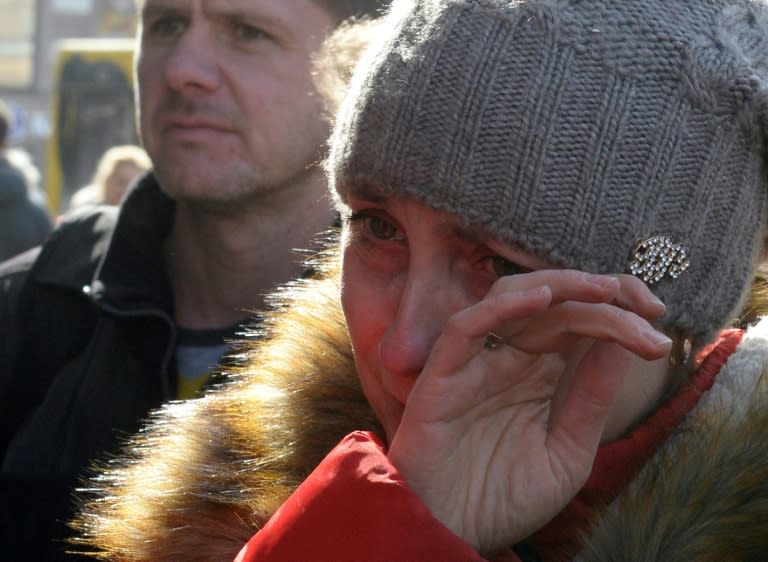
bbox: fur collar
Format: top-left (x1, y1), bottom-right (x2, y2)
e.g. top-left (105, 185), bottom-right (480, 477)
top-left (579, 318), bottom-right (768, 561)
top-left (71, 262), bottom-right (768, 561)
top-left (72, 259), bottom-right (377, 561)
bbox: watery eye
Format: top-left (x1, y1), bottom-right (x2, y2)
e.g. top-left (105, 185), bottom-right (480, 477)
top-left (368, 216), bottom-right (400, 240)
top-left (491, 256), bottom-right (527, 277)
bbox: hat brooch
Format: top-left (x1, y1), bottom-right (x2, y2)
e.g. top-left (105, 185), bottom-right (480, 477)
top-left (627, 235), bottom-right (690, 285)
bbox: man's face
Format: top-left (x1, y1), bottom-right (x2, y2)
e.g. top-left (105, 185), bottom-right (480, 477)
top-left (136, 0), bottom-right (335, 206)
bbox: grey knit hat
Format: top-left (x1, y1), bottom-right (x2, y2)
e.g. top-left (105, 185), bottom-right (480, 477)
top-left (328, 0), bottom-right (768, 346)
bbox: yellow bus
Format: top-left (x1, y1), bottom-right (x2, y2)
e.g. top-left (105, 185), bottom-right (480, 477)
top-left (45, 38), bottom-right (138, 213)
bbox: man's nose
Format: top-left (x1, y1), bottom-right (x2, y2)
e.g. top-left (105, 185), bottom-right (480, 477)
top-left (378, 275), bottom-right (472, 379)
top-left (164, 29), bottom-right (221, 92)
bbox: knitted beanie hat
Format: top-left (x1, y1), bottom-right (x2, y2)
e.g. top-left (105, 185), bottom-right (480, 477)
top-left (328, 0), bottom-right (768, 346)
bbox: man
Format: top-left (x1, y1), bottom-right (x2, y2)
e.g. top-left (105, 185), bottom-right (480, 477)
top-left (0, 99), bottom-right (52, 262)
top-left (0, 1), bottom-right (388, 560)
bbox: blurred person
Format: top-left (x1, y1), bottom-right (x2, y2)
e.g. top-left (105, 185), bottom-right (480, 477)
top-left (0, 99), bottom-right (52, 262)
top-left (68, 145), bottom-right (151, 209)
top-left (0, 1), bottom-right (389, 560)
top-left (70, 1), bottom-right (768, 561)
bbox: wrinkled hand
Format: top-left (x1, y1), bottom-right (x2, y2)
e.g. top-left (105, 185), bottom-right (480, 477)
top-left (387, 271), bottom-right (671, 553)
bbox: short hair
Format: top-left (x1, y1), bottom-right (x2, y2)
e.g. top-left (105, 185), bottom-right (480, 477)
top-left (0, 99), bottom-right (11, 147)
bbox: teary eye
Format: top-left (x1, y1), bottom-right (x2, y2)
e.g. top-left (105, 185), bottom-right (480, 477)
top-left (490, 256), bottom-right (528, 277)
top-left (348, 211), bottom-right (403, 241)
top-left (367, 216), bottom-right (399, 240)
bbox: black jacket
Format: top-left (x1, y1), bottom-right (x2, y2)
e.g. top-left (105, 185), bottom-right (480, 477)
top-left (0, 154), bottom-right (52, 262)
top-left (0, 173), bottom-right (178, 561)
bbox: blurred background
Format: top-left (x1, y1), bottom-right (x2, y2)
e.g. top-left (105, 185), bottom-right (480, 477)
top-left (1, 0), bottom-right (139, 214)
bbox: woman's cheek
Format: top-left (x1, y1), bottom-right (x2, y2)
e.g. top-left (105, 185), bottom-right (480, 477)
top-left (343, 267), bottom-right (399, 354)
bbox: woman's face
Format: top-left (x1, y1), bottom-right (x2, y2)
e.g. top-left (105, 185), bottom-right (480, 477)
top-left (340, 187), bottom-right (550, 442)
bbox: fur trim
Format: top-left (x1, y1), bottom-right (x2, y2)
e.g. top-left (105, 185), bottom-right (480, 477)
top-left (70, 251), bottom-right (380, 561)
top-left (579, 318), bottom-right (768, 561)
top-left (71, 247), bottom-right (768, 560)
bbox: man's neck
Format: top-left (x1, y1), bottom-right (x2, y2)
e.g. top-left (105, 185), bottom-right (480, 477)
top-left (166, 174), bottom-right (334, 330)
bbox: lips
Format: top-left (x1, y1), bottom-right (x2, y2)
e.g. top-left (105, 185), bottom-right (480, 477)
top-left (162, 117), bottom-right (232, 132)
top-left (158, 117), bottom-right (236, 145)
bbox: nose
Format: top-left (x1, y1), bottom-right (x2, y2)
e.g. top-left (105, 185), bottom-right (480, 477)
top-left (378, 272), bottom-right (472, 379)
top-left (163, 29), bottom-right (221, 92)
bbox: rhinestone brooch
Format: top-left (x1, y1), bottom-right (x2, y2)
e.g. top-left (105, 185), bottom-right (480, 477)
top-left (627, 235), bottom-right (690, 285)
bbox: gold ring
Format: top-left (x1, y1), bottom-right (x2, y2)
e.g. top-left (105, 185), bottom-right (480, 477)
top-left (484, 331), bottom-right (505, 350)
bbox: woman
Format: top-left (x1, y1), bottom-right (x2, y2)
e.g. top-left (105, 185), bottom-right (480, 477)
top-left (68, 145), bottom-right (150, 209)
top-left (72, 0), bottom-right (768, 560)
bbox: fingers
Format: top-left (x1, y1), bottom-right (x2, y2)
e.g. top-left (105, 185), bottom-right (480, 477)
top-left (476, 270), bottom-right (670, 359)
top-left (429, 286), bottom-right (553, 374)
top-left (487, 269), bottom-right (619, 304)
top-left (425, 270), bottom-right (670, 386)
top-left (609, 274), bottom-right (667, 320)
top-left (503, 301), bottom-right (672, 360)
top-left (488, 270), bottom-right (666, 321)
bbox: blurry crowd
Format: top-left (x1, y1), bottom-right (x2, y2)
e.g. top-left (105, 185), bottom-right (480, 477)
top-left (0, 98), bottom-right (149, 262)
top-left (0, 100), bottom-right (51, 262)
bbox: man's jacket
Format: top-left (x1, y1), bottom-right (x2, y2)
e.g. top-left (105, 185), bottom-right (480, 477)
top-left (0, 173), bottom-right (178, 560)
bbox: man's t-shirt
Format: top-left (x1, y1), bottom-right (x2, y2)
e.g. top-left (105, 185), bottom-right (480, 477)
top-left (175, 323), bottom-right (242, 399)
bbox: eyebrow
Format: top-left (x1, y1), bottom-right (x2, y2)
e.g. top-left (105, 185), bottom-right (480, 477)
top-left (141, 1), bottom-right (285, 30)
top-left (445, 223), bottom-right (486, 245)
top-left (205, 7), bottom-right (285, 29)
top-left (142, 1), bottom-right (185, 19)
top-left (421, 218), bottom-right (492, 249)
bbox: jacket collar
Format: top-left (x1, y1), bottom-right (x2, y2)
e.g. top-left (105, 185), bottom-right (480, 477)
top-left (32, 173), bottom-right (175, 312)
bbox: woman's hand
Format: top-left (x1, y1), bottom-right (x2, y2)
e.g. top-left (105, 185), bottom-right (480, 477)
top-left (386, 270), bottom-right (671, 553)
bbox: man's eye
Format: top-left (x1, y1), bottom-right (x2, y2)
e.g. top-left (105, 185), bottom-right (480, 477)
top-left (235, 23), bottom-right (268, 42)
top-left (146, 17), bottom-right (186, 39)
top-left (490, 256), bottom-right (527, 277)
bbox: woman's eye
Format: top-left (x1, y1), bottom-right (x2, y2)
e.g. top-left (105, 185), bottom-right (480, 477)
top-left (348, 212), bottom-right (403, 241)
top-left (490, 256), bottom-right (527, 277)
top-left (368, 216), bottom-right (400, 240)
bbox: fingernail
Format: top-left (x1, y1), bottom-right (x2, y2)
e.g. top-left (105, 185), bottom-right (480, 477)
top-left (646, 329), bottom-right (672, 348)
top-left (646, 295), bottom-right (667, 317)
top-left (588, 275), bottom-right (619, 290)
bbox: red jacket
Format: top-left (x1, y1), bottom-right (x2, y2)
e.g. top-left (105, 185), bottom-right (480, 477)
top-left (235, 330), bottom-right (744, 562)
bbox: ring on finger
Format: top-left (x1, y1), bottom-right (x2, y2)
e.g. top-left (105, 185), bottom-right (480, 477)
top-left (484, 331), bottom-right (506, 350)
